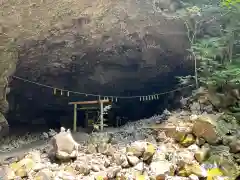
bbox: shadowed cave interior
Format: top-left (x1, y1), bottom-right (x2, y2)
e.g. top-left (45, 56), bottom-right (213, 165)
top-left (6, 60), bottom-right (193, 135)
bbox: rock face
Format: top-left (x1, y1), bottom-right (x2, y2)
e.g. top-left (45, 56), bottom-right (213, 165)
top-left (0, 0), bottom-right (193, 129)
top-left (0, 112), bottom-right (9, 137)
top-left (229, 140), bottom-right (240, 153)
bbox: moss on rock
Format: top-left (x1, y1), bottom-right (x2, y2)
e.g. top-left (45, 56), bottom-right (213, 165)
top-left (205, 145), bottom-right (239, 179)
top-left (0, 112), bottom-right (9, 137)
top-left (192, 113), bottom-right (240, 146)
top-left (180, 134), bottom-right (196, 147)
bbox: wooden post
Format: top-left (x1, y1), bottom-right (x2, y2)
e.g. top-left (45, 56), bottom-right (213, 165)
top-left (73, 104), bottom-right (77, 132)
top-left (69, 99), bottom-right (110, 132)
top-left (85, 111), bottom-right (88, 127)
top-left (99, 100), bottom-right (104, 131)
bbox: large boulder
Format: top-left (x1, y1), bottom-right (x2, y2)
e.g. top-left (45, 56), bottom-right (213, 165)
top-left (0, 112), bottom-right (9, 137)
top-left (49, 127), bottom-right (80, 161)
top-left (192, 87), bottom-right (239, 110)
top-left (194, 144), bottom-right (210, 163)
top-left (205, 145), bottom-right (240, 179)
top-left (179, 134), bottom-right (196, 147)
top-left (155, 121), bottom-right (193, 142)
top-left (178, 163), bottom-right (207, 177)
top-left (149, 160), bottom-right (172, 177)
top-left (9, 157), bottom-right (35, 178)
top-left (126, 141), bottom-right (156, 164)
top-left (192, 114), bottom-right (222, 144)
top-left (126, 141), bottom-right (147, 157)
top-left (229, 139), bottom-right (240, 153)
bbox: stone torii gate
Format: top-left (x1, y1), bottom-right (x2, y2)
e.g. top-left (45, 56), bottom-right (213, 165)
top-left (68, 99), bottom-right (110, 132)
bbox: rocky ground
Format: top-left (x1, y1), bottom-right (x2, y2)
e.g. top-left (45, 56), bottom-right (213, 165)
top-left (0, 129), bottom-right (57, 153)
top-left (0, 87), bottom-right (240, 180)
top-left (0, 107), bottom-right (240, 180)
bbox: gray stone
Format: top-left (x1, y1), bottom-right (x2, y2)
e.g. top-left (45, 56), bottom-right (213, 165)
top-left (0, 112), bottom-right (8, 137)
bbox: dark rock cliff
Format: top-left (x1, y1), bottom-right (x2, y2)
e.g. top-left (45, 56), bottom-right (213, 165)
top-left (0, 0), bottom-right (193, 133)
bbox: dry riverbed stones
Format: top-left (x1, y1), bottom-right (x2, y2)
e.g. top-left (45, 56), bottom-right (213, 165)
top-left (0, 110), bottom-right (240, 180)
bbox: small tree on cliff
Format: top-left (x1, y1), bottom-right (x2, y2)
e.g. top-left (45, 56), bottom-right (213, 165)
top-left (179, 0), bottom-right (240, 90)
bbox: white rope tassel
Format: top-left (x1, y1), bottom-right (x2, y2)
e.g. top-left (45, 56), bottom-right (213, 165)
top-left (53, 88), bottom-right (57, 95)
top-left (12, 76), bottom-right (194, 101)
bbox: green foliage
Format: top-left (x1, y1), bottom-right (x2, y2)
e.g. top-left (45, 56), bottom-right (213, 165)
top-left (199, 61), bottom-right (240, 86)
top-left (221, 0), bottom-right (240, 7)
top-left (193, 36), bottom-right (238, 86)
top-left (180, 1), bottom-right (240, 90)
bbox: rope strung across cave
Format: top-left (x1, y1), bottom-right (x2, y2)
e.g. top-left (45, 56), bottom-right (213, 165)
top-left (11, 75), bottom-right (194, 102)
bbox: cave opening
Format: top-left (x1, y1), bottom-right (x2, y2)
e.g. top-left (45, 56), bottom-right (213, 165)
top-left (4, 18), bottom-right (192, 135)
top-left (6, 62), bottom-right (193, 136)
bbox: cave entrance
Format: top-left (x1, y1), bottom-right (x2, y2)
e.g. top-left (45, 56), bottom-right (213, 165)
top-left (68, 99), bottom-right (111, 132)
